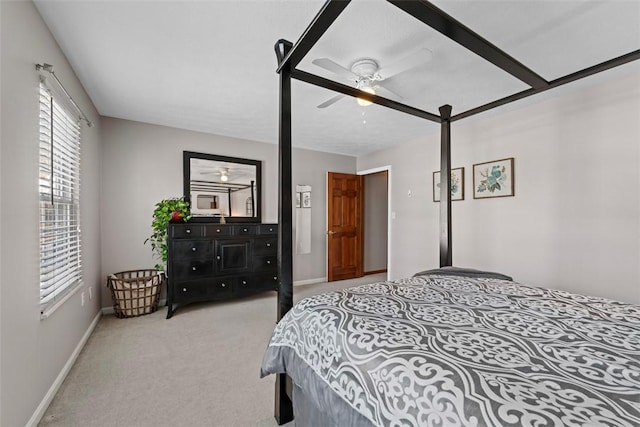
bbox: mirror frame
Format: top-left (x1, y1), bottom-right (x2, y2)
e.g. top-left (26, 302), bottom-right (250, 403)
top-left (183, 151), bottom-right (262, 223)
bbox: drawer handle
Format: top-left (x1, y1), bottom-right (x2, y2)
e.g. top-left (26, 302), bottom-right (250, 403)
top-left (243, 228), bottom-right (248, 232)
top-left (182, 288), bottom-right (187, 292)
top-left (216, 256), bottom-right (221, 260)
top-left (192, 247), bottom-right (197, 252)
top-left (221, 283), bottom-right (226, 288)
top-left (186, 229), bottom-right (191, 234)
top-left (242, 280), bottom-right (247, 285)
top-left (266, 260), bottom-right (271, 264)
top-left (192, 267), bottom-right (197, 271)
top-left (266, 243), bottom-right (271, 247)
top-left (273, 276), bottom-right (277, 280)
top-left (216, 229), bottom-right (221, 233)
top-left (269, 228), bottom-right (273, 232)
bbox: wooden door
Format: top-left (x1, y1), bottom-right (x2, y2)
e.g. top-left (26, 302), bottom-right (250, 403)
top-left (327, 172), bottom-right (363, 282)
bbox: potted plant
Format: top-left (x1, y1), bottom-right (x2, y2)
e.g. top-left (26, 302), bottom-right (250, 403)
top-left (145, 197), bottom-right (191, 271)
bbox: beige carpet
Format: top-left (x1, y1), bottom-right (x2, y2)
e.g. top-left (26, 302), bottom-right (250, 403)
top-left (39, 273), bottom-right (386, 427)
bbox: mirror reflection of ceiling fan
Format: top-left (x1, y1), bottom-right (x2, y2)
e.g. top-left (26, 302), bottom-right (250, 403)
top-left (199, 167), bottom-right (231, 182)
top-left (197, 164), bottom-right (256, 184)
top-left (312, 48), bottom-right (432, 108)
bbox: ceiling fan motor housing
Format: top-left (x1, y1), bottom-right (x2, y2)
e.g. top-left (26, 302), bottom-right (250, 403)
top-left (351, 59), bottom-right (382, 86)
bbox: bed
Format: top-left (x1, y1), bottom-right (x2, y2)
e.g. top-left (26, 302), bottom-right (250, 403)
top-left (269, 0), bottom-right (640, 423)
top-left (261, 269), bottom-right (640, 426)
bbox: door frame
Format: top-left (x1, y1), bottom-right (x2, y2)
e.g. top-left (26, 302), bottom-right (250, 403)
top-left (324, 166), bottom-right (392, 282)
top-left (357, 165), bottom-right (392, 281)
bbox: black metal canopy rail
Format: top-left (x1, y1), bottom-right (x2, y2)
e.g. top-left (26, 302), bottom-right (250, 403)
top-left (272, 0), bottom-right (639, 423)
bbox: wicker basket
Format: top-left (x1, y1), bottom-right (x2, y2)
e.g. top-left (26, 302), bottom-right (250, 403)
top-left (107, 269), bottom-right (163, 318)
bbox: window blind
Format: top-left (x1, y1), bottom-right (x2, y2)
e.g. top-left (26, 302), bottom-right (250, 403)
top-left (39, 82), bottom-right (82, 308)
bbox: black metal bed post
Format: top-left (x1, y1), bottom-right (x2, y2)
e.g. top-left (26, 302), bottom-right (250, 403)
top-left (274, 38), bottom-right (294, 425)
top-left (439, 105), bottom-right (453, 267)
top-left (250, 180), bottom-right (255, 217)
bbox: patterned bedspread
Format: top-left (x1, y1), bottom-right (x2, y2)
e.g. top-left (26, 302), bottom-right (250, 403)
top-left (260, 274), bottom-right (640, 426)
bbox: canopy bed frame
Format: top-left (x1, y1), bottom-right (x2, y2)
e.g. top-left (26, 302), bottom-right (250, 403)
top-left (189, 180), bottom-right (255, 216)
top-left (271, 0), bottom-right (639, 423)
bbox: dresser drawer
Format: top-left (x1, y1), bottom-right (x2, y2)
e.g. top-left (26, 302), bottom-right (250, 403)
top-left (171, 240), bottom-right (213, 260)
top-left (253, 237), bottom-right (277, 255)
top-left (256, 272), bottom-right (279, 290)
top-left (237, 273), bottom-right (278, 294)
top-left (258, 224), bottom-right (278, 235)
top-left (173, 277), bottom-right (233, 302)
top-left (233, 225), bottom-right (258, 236)
top-left (252, 255), bottom-right (277, 271)
top-left (171, 224), bottom-right (206, 238)
top-left (205, 225), bottom-right (232, 236)
top-left (209, 277), bottom-right (234, 298)
top-left (173, 280), bottom-right (209, 302)
top-left (171, 259), bottom-right (214, 278)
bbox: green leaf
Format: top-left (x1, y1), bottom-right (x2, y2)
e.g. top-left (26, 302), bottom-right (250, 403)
top-left (145, 196), bottom-right (191, 271)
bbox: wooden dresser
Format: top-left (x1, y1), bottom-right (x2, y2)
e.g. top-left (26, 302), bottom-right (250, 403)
top-left (166, 222), bottom-right (278, 318)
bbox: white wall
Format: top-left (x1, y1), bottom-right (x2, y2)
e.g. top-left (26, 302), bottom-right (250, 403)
top-left (0, 2), bottom-right (103, 425)
top-left (358, 66), bottom-right (640, 304)
top-left (100, 117), bottom-right (356, 307)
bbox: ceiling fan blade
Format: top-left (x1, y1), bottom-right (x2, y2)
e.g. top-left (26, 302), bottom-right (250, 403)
top-left (317, 94), bottom-right (345, 109)
top-left (312, 58), bottom-right (358, 81)
top-left (377, 48), bottom-right (433, 80)
top-left (374, 84), bottom-right (403, 102)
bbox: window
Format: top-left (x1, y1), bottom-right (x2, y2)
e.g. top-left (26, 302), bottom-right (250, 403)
top-left (38, 82), bottom-right (82, 310)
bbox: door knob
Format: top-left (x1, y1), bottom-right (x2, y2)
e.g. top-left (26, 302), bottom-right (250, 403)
top-left (327, 230), bottom-right (335, 235)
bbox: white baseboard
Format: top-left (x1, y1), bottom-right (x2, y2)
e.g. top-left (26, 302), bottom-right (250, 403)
top-left (293, 277), bottom-right (327, 286)
top-left (27, 310), bottom-right (102, 427)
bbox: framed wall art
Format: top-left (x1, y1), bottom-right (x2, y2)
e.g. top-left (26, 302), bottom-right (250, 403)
top-left (301, 191), bottom-right (311, 208)
top-left (473, 157), bottom-right (514, 199)
top-left (433, 167), bottom-right (464, 202)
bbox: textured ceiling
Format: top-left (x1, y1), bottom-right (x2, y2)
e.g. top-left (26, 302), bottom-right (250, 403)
top-left (34, 0), bottom-right (639, 157)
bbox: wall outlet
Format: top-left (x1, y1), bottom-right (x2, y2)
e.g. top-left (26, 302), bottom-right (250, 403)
top-left (81, 292), bottom-right (85, 307)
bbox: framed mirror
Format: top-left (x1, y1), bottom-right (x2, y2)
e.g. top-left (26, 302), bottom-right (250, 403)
top-left (183, 151), bottom-right (261, 223)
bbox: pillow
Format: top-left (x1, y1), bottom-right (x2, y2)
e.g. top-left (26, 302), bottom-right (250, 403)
top-left (413, 266), bottom-right (513, 281)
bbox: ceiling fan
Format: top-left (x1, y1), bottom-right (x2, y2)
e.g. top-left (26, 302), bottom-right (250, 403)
top-left (312, 48), bottom-right (432, 108)
top-left (198, 166), bottom-right (231, 182)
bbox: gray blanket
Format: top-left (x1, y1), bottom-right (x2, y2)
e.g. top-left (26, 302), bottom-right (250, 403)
top-left (261, 274), bottom-right (640, 426)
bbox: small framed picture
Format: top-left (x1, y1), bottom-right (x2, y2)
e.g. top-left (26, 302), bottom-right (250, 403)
top-left (301, 191), bottom-right (311, 208)
top-left (473, 158), bottom-right (514, 199)
top-left (295, 192), bottom-right (301, 208)
top-left (433, 167), bottom-right (464, 202)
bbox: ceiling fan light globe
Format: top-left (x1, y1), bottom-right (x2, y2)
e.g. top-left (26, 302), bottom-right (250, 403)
top-left (356, 86), bottom-right (375, 107)
top-left (221, 174), bottom-right (228, 182)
